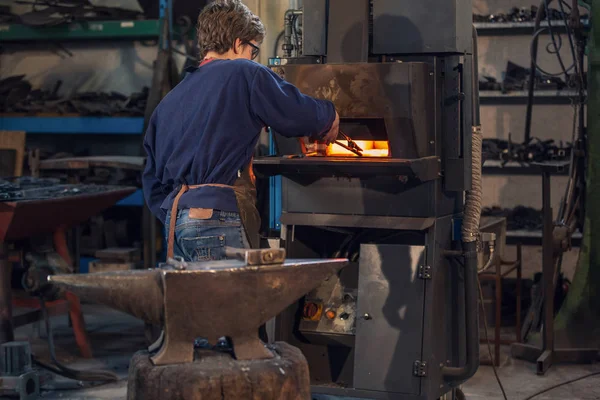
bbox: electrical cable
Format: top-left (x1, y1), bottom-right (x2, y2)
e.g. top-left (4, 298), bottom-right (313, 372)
top-left (333, 232), bottom-right (357, 258)
top-left (477, 277), bottom-right (509, 400)
top-left (273, 30), bottom-right (285, 57)
top-left (543, 0), bottom-right (570, 80)
top-left (525, 0), bottom-right (579, 144)
top-left (292, 15), bottom-right (300, 57)
top-left (558, 0), bottom-right (583, 89)
top-left (38, 297), bottom-right (119, 383)
top-left (560, 0), bottom-right (572, 10)
top-left (545, 33), bottom-right (563, 56)
top-left (522, 371), bottom-right (600, 400)
top-left (530, 28), bottom-right (575, 76)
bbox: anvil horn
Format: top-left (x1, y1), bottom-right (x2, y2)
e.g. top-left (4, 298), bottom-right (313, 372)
top-left (48, 270), bottom-right (164, 326)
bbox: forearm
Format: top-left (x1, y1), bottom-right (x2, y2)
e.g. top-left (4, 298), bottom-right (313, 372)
top-left (274, 100), bottom-right (336, 138)
top-left (251, 67), bottom-right (337, 138)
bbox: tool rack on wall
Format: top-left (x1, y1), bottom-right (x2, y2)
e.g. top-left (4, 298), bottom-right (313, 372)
top-left (0, 19), bottom-right (163, 206)
top-left (476, 19), bottom-right (587, 105)
top-left (475, 15), bottom-right (588, 247)
top-left (0, 0), bottom-right (173, 269)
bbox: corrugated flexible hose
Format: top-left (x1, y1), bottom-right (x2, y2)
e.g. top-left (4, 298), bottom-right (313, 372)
top-left (462, 126), bottom-right (483, 244)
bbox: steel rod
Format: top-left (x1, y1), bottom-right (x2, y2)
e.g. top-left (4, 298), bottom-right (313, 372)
top-left (539, 170), bottom-right (555, 374)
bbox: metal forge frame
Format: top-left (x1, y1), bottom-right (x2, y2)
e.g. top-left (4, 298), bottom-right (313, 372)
top-left (253, 1), bottom-right (478, 399)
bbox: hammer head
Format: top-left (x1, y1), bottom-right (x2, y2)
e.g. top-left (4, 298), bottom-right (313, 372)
top-left (49, 254), bottom-right (347, 365)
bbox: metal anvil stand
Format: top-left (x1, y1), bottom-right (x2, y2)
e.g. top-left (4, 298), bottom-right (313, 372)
top-left (511, 162), bottom-right (598, 374)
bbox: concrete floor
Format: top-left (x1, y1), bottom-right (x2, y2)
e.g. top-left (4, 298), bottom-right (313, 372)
top-left (16, 306), bottom-right (600, 400)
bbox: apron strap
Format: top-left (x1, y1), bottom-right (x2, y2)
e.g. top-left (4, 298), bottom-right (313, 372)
top-left (167, 184), bottom-right (189, 260)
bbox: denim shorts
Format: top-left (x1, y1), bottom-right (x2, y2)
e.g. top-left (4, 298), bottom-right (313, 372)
top-left (165, 209), bottom-right (250, 262)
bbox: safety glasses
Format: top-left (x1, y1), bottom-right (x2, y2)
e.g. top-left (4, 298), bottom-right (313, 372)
top-left (246, 42), bottom-right (260, 60)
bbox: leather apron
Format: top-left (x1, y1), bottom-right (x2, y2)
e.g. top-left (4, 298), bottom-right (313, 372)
top-left (166, 160), bottom-right (261, 260)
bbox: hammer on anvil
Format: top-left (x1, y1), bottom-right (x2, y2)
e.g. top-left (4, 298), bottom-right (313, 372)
top-left (43, 248), bottom-right (347, 366)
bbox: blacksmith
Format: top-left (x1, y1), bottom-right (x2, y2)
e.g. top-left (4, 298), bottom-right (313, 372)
top-left (143, 0), bottom-right (339, 262)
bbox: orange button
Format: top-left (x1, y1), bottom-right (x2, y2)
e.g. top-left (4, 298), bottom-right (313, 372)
top-left (325, 310), bottom-right (336, 320)
top-left (303, 302), bottom-right (323, 321)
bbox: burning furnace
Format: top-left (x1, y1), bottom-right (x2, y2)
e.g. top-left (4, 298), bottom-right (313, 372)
top-left (253, 1), bottom-right (480, 399)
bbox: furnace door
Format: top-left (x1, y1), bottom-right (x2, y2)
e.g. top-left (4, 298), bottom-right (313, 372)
top-left (354, 244), bottom-right (426, 395)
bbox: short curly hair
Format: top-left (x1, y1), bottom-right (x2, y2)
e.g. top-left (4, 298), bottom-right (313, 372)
top-left (196, 0), bottom-right (266, 58)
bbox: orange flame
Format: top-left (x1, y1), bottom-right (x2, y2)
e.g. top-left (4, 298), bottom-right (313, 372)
top-left (326, 141), bottom-right (389, 157)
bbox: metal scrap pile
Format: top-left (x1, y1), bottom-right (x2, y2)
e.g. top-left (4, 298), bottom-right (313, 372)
top-left (482, 206), bottom-right (544, 231)
top-left (483, 137), bottom-right (571, 164)
top-left (0, 75), bottom-right (148, 116)
top-left (479, 61), bottom-right (575, 92)
top-left (0, 177), bottom-right (118, 201)
top-left (473, 6), bottom-right (540, 23)
top-left (0, 1), bottom-right (143, 27)
top-left (473, 6), bottom-right (587, 23)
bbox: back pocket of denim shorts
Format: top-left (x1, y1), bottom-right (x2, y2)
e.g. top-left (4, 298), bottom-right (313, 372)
top-left (180, 235), bottom-right (225, 261)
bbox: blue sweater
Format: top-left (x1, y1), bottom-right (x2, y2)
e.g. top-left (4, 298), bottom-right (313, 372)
top-left (142, 59), bottom-right (336, 223)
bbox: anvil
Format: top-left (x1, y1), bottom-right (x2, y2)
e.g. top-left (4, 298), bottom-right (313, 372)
top-left (46, 248), bottom-right (347, 366)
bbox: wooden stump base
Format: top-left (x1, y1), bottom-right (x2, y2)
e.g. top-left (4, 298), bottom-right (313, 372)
top-left (127, 342), bottom-right (310, 400)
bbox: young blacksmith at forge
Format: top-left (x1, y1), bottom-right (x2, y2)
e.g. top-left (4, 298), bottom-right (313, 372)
top-left (143, 0), bottom-right (339, 263)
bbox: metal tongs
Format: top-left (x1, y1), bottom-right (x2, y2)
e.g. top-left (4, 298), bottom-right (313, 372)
top-left (335, 130), bottom-right (363, 157)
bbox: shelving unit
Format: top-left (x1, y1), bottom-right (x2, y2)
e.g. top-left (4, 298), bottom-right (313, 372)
top-left (0, 117), bottom-right (144, 134)
top-left (480, 90), bottom-right (585, 104)
top-left (0, 118), bottom-right (146, 206)
top-left (0, 20), bottom-right (160, 42)
top-left (475, 8), bottom-right (587, 252)
top-left (474, 19), bottom-right (590, 36)
top-left (0, 2), bottom-right (171, 267)
top-left (483, 160), bottom-right (577, 246)
top-left (483, 160), bottom-right (570, 175)
top-left (0, 10), bottom-right (166, 206)
top-left (506, 229), bottom-right (582, 246)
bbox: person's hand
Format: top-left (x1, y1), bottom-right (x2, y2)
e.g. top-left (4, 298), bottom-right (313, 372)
top-left (322, 112), bottom-right (340, 144)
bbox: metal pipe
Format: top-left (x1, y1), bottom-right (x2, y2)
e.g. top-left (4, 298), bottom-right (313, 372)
top-left (478, 242), bottom-right (496, 273)
top-left (525, 1), bottom-right (551, 144)
top-left (0, 243), bottom-right (14, 344)
top-left (442, 241), bottom-right (479, 381)
top-left (541, 170), bottom-right (555, 370)
top-left (443, 28), bottom-right (482, 381)
top-left (283, 9), bottom-right (303, 57)
top-left (472, 25), bottom-right (481, 127)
